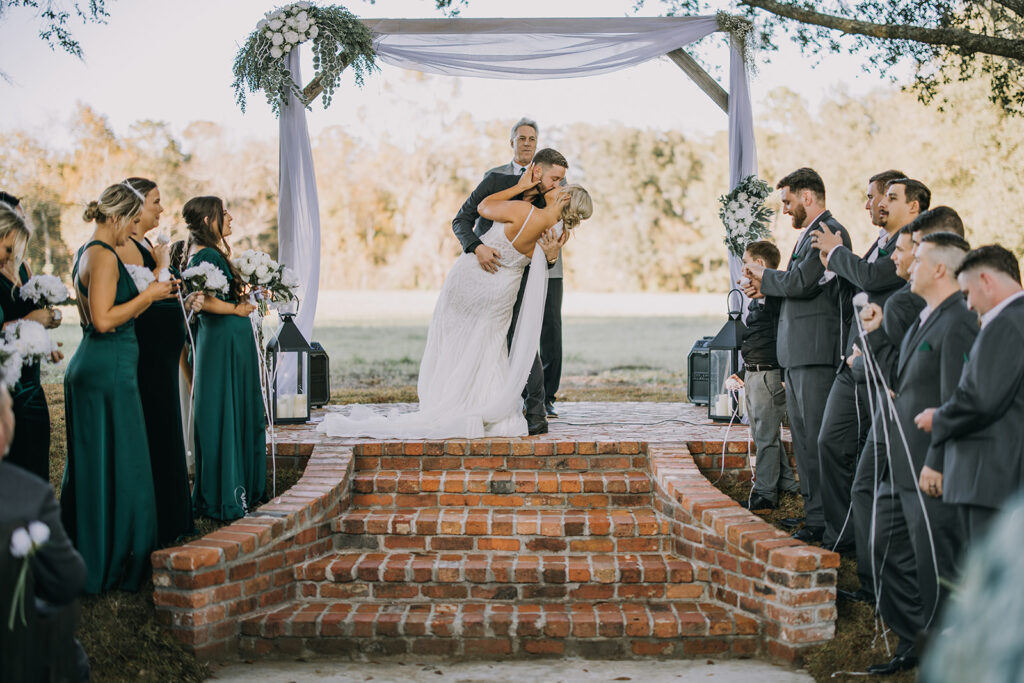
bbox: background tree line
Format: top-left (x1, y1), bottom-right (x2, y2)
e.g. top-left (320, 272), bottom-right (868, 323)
top-left (0, 76), bottom-right (1021, 293)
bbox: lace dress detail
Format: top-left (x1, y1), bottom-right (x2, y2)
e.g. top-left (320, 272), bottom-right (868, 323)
top-left (319, 213), bottom-right (547, 439)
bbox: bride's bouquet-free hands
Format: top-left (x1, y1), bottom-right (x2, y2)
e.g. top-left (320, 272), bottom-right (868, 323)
top-left (232, 249), bottom-right (301, 315)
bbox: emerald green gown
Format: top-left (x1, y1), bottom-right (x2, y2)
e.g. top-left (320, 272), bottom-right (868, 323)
top-left (189, 247), bottom-right (266, 521)
top-left (0, 263), bottom-right (52, 482)
top-left (61, 241), bottom-right (157, 594)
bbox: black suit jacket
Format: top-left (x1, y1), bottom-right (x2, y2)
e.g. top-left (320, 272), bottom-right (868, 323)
top-left (451, 172), bottom-right (546, 255)
top-left (931, 296), bottom-right (1024, 508)
top-left (829, 231), bottom-right (905, 359)
top-left (0, 462), bottom-right (86, 606)
top-left (885, 292), bottom-right (978, 489)
top-left (759, 210), bottom-right (853, 369)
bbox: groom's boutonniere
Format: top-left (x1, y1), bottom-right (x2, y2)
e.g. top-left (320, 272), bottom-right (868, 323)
top-left (8, 521), bottom-right (49, 630)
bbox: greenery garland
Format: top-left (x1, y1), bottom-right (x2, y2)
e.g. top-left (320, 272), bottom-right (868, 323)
top-left (719, 175), bottom-right (775, 258)
top-left (232, 2), bottom-right (377, 116)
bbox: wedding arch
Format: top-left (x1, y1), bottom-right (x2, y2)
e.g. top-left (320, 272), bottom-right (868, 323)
top-left (268, 15), bottom-right (759, 339)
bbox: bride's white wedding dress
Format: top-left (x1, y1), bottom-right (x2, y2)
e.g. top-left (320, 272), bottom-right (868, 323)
top-left (318, 208), bottom-right (547, 439)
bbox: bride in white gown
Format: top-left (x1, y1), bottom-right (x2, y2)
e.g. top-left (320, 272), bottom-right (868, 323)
top-left (318, 168), bottom-right (592, 439)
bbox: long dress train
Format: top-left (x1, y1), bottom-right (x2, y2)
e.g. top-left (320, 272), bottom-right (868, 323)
top-left (318, 212), bottom-right (548, 439)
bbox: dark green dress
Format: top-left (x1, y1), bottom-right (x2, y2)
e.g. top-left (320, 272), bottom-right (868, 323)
top-left (0, 263), bottom-right (51, 482)
top-left (61, 241), bottom-right (157, 594)
top-left (132, 239), bottom-right (194, 544)
top-left (189, 247), bottom-right (266, 521)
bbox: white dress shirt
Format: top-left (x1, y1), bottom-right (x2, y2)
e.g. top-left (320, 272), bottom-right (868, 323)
top-left (981, 290), bottom-right (1024, 329)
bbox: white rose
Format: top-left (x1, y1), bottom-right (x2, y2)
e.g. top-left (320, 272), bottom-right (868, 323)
top-left (297, 1), bottom-right (311, 8)
top-left (27, 521), bottom-right (50, 546)
top-left (270, 46), bottom-right (283, 59)
top-left (283, 44), bottom-right (292, 53)
top-left (297, 11), bottom-right (308, 22)
top-left (255, 264), bottom-right (272, 284)
top-left (265, 30), bottom-right (274, 39)
top-left (286, 16), bottom-right (297, 27)
top-left (269, 19), bottom-right (283, 30)
top-left (285, 30), bottom-right (299, 44)
top-left (271, 32), bottom-right (284, 46)
top-left (10, 527), bottom-right (31, 557)
top-left (297, 20), bottom-right (308, 32)
top-left (308, 25), bottom-right (318, 38)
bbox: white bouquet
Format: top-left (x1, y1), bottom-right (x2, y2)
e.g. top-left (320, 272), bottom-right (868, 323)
top-left (259, 2), bottom-right (318, 59)
top-left (719, 175), bottom-right (775, 258)
top-left (232, 249), bottom-right (301, 311)
top-left (4, 320), bottom-right (57, 364)
top-left (0, 343), bottom-right (23, 388)
top-left (182, 261), bottom-right (230, 296)
top-left (7, 520), bottom-right (49, 629)
top-left (124, 264), bottom-right (155, 294)
top-left (18, 274), bottom-right (70, 307)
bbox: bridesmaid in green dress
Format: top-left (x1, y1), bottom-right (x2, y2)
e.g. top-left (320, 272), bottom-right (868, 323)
top-left (115, 178), bottom-right (203, 545)
top-left (61, 182), bottom-right (177, 594)
top-left (0, 195), bottom-right (61, 482)
top-left (183, 196), bottom-right (266, 522)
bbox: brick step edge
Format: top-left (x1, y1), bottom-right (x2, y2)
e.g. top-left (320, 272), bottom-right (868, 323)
top-left (353, 471), bottom-right (654, 496)
top-left (350, 492), bottom-right (652, 509)
top-left (239, 600), bottom-right (761, 659)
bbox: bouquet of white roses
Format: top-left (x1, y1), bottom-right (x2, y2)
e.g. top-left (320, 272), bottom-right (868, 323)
top-left (181, 261), bottom-right (230, 296)
top-left (719, 175), bottom-right (775, 258)
top-left (232, 249), bottom-right (301, 311)
top-left (0, 343), bottom-right (23, 388)
top-left (3, 320), bottom-right (57, 364)
top-left (124, 264), bottom-right (156, 294)
top-left (18, 274), bottom-right (70, 307)
top-left (259, 2), bottom-right (318, 60)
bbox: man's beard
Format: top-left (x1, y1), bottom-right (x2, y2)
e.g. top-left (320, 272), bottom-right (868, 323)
top-left (791, 204), bottom-right (807, 229)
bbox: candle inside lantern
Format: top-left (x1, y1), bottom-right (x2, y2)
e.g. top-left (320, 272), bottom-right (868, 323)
top-left (293, 393), bottom-right (307, 418)
top-left (276, 394), bottom-right (293, 419)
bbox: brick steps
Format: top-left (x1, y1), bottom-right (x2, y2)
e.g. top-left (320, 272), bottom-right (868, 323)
top-left (355, 469), bottom-right (651, 497)
top-left (294, 551), bottom-right (700, 602)
top-left (239, 600), bottom-right (760, 659)
top-left (353, 449), bottom-right (646, 473)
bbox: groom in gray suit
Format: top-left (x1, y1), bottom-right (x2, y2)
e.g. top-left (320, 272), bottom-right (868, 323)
top-left (916, 244), bottom-right (1024, 543)
top-left (743, 168), bottom-right (852, 542)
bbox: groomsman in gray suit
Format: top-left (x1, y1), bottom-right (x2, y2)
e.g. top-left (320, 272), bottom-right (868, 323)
top-left (811, 171), bottom-right (917, 555)
top-left (742, 168), bottom-right (852, 542)
top-left (482, 118), bottom-right (568, 418)
top-left (860, 232), bottom-right (975, 676)
top-left (916, 244), bottom-right (1024, 543)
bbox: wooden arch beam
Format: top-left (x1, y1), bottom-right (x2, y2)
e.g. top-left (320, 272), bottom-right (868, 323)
top-left (666, 48), bottom-right (729, 113)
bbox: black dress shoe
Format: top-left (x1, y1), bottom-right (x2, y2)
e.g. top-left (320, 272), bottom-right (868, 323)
top-left (544, 400), bottom-right (558, 418)
top-left (792, 526), bottom-right (824, 543)
top-left (527, 415), bottom-right (549, 435)
top-left (742, 494), bottom-right (777, 510)
top-left (866, 653), bottom-right (918, 675)
top-left (779, 516), bottom-right (805, 530)
top-left (837, 588), bottom-right (874, 604)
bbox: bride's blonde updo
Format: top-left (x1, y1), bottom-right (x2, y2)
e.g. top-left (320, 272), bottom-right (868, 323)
top-left (560, 184), bottom-right (593, 231)
top-left (82, 182), bottom-right (145, 225)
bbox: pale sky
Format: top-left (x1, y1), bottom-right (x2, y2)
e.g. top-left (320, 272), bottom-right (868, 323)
top-left (0, 0), bottom-right (895, 149)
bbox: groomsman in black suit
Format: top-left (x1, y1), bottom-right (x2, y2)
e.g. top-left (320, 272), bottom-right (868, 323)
top-left (860, 232), bottom-right (976, 676)
top-left (810, 171), bottom-right (918, 555)
top-left (742, 168), bottom-right (852, 542)
top-left (452, 146), bottom-right (569, 435)
top-left (916, 244), bottom-right (1024, 543)
top-left (0, 388), bottom-right (89, 680)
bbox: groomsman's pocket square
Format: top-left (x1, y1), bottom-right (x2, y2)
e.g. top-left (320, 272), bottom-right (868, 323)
top-left (918, 341), bottom-right (933, 352)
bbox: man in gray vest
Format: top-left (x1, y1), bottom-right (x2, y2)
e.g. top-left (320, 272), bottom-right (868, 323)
top-left (482, 118), bottom-right (567, 418)
top-left (917, 244), bottom-right (1024, 544)
top-left (742, 167), bottom-right (852, 542)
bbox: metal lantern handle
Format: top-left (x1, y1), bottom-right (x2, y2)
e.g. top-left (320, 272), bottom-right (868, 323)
top-left (727, 288), bottom-right (744, 320)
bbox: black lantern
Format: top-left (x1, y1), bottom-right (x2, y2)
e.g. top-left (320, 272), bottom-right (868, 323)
top-left (266, 313), bottom-right (313, 424)
top-left (708, 289), bottom-right (746, 422)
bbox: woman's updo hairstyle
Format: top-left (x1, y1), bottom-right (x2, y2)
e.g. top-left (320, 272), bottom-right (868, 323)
top-left (560, 184), bottom-right (593, 231)
top-left (0, 201), bottom-right (31, 267)
top-left (124, 176), bottom-right (157, 199)
top-left (182, 195), bottom-right (242, 299)
top-left (83, 182), bottom-right (145, 226)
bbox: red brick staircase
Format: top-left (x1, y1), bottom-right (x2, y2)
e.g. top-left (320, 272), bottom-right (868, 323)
top-left (152, 434), bottom-right (838, 664)
top-left (237, 445), bottom-right (760, 659)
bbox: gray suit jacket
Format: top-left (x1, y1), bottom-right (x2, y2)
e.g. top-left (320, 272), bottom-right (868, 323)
top-left (858, 282), bottom-right (926, 383)
top-left (931, 296), bottom-right (1024, 508)
top-left (885, 292), bottom-right (978, 489)
top-left (829, 231), bottom-right (905, 359)
top-left (0, 462), bottom-right (86, 605)
top-left (484, 162), bottom-right (563, 279)
top-left (759, 210), bottom-right (853, 369)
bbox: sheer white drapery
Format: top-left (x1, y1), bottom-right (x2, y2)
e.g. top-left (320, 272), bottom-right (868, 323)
top-left (275, 16), bottom-right (757, 349)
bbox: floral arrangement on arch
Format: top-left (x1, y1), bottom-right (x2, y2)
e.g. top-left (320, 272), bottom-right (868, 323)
top-left (232, 2), bottom-right (377, 116)
top-left (719, 175), bottom-right (775, 259)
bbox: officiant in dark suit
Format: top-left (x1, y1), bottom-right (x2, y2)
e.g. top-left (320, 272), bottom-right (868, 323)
top-left (916, 244), bottom-right (1024, 544)
top-left (860, 232), bottom-right (975, 676)
top-left (452, 141), bottom-right (569, 435)
top-left (481, 118), bottom-right (567, 418)
top-left (810, 171), bottom-right (915, 556)
top-left (0, 385), bottom-right (89, 681)
top-left (742, 167), bottom-right (852, 542)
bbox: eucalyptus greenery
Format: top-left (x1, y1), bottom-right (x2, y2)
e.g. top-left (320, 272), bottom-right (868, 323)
top-left (232, 2), bottom-right (377, 117)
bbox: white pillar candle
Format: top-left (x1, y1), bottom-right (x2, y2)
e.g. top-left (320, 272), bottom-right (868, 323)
top-left (277, 395), bottom-right (292, 419)
top-left (293, 393), bottom-right (307, 419)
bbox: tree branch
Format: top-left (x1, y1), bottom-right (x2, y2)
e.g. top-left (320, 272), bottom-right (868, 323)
top-left (992, 0), bottom-right (1024, 18)
top-left (740, 0), bottom-right (1024, 62)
